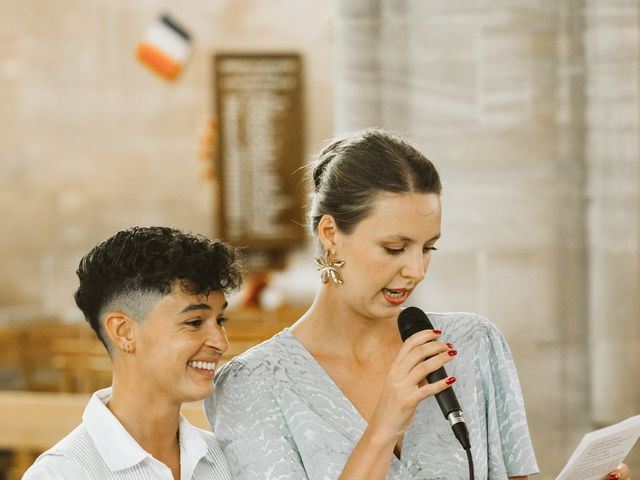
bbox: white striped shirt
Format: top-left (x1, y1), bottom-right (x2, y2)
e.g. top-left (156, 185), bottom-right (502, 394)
top-left (23, 388), bottom-right (231, 480)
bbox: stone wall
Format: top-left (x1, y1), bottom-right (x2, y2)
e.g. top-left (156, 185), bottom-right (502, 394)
top-left (335, 0), bottom-right (639, 476)
top-left (585, 1), bottom-right (640, 425)
top-left (0, 0), bottom-right (334, 320)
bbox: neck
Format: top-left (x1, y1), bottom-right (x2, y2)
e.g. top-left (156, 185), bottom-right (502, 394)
top-left (293, 285), bottom-right (401, 360)
top-left (108, 372), bottom-right (181, 461)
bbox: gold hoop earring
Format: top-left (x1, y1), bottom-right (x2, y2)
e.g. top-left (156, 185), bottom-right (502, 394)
top-left (314, 250), bottom-right (345, 284)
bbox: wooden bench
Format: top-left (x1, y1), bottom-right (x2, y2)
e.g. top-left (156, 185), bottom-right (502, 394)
top-left (50, 338), bottom-right (111, 393)
top-left (222, 305), bottom-right (306, 359)
top-left (13, 319), bottom-right (95, 392)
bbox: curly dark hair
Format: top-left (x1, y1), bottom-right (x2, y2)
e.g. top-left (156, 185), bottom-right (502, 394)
top-left (74, 226), bottom-right (243, 351)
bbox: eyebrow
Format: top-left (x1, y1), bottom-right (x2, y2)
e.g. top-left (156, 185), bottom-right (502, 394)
top-left (179, 301), bottom-right (228, 314)
top-left (383, 234), bottom-right (441, 243)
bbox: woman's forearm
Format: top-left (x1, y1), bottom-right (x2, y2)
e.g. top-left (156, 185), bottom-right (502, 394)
top-left (339, 331), bottom-right (457, 479)
top-left (339, 426), bottom-right (398, 480)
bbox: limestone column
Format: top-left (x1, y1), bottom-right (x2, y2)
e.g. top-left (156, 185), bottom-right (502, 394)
top-left (585, 0), bottom-right (640, 424)
top-left (334, 0), bottom-right (381, 131)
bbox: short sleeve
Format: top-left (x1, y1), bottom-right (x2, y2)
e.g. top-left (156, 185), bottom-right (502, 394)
top-left (480, 322), bottom-right (539, 478)
top-left (22, 454), bottom-right (87, 480)
top-left (205, 360), bottom-right (309, 479)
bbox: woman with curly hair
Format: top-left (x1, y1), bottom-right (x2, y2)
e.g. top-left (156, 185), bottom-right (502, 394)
top-left (23, 226), bottom-right (242, 480)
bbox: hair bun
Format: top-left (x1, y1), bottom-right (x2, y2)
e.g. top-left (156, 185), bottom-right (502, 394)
top-left (312, 157), bottom-right (331, 191)
top-left (313, 138), bottom-right (346, 191)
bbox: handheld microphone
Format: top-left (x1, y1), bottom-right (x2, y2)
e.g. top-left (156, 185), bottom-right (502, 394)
top-left (397, 306), bottom-right (471, 451)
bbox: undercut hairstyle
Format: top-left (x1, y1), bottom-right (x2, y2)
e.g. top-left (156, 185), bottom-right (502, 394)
top-left (74, 226), bottom-right (243, 353)
top-left (307, 129), bottom-right (442, 243)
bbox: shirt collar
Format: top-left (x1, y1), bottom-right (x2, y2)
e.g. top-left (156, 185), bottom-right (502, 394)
top-left (177, 414), bottom-right (213, 474)
top-left (84, 388), bottom-right (214, 473)
top-left (83, 387), bottom-right (150, 471)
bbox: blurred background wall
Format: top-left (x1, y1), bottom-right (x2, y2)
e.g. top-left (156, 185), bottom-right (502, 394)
top-left (0, 0), bottom-right (334, 319)
top-left (1, 0), bottom-right (638, 478)
top-left (335, 0), bottom-right (640, 474)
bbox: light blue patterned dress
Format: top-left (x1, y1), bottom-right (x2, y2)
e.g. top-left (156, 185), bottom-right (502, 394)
top-left (206, 312), bottom-right (539, 479)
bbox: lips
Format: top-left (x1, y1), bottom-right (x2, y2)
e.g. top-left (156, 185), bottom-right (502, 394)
top-left (382, 288), bottom-right (412, 305)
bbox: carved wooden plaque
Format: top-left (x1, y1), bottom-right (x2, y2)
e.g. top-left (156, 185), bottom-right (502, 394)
top-left (214, 53), bottom-right (305, 249)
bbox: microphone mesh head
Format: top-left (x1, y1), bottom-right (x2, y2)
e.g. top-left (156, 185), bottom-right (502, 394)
top-left (397, 306), bottom-right (434, 341)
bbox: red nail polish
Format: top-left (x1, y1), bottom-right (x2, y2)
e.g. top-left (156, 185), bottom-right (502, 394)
top-left (609, 473), bottom-right (619, 480)
top-left (448, 350), bottom-right (458, 357)
top-left (433, 329), bottom-right (442, 335)
top-left (446, 377), bottom-right (456, 385)
top-left (447, 343), bottom-right (454, 349)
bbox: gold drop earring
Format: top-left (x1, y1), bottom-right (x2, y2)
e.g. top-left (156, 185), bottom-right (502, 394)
top-left (314, 249), bottom-right (345, 285)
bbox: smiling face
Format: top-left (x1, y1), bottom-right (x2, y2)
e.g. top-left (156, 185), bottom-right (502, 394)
top-left (326, 192), bottom-right (441, 320)
top-left (127, 284), bottom-right (229, 404)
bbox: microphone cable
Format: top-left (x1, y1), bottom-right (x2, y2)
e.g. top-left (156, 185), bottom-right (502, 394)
top-left (451, 413), bottom-right (474, 479)
top-left (466, 446), bottom-right (474, 480)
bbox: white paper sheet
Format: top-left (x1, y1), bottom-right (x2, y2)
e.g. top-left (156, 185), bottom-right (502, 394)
top-left (556, 415), bottom-right (640, 480)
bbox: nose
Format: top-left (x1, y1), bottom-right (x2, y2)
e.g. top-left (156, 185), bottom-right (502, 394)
top-left (401, 249), bottom-right (427, 282)
top-left (206, 323), bottom-right (229, 354)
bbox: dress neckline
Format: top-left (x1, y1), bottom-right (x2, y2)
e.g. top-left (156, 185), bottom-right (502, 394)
top-left (279, 328), bottom-right (409, 470)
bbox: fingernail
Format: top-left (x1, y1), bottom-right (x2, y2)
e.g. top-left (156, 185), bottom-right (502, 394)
top-left (446, 377), bottom-right (456, 385)
top-left (448, 349), bottom-right (458, 357)
top-left (609, 473), bottom-right (619, 480)
top-left (447, 343), bottom-right (454, 349)
top-left (432, 329), bottom-right (442, 335)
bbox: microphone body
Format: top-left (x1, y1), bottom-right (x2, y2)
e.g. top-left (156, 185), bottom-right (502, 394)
top-left (397, 306), bottom-right (471, 451)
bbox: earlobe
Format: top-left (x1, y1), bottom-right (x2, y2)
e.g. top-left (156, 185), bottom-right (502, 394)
top-left (103, 312), bottom-right (135, 354)
top-left (315, 215), bottom-right (346, 285)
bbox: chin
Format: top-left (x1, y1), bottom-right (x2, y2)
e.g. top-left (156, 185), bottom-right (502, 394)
top-left (365, 304), bottom-right (399, 321)
top-left (184, 389), bottom-right (213, 403)
top-left (385, 308), bottom-right (402, 321)
top-left (180, 381), bottom-right (214, 403)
